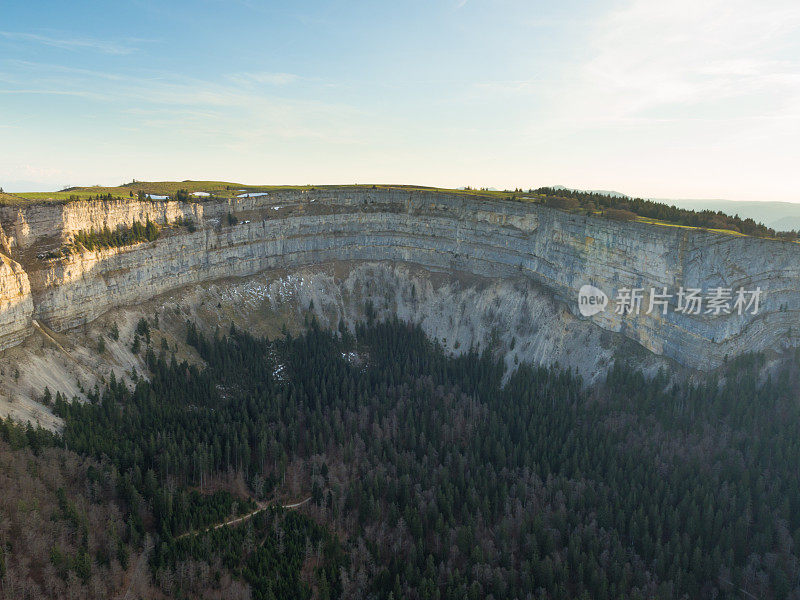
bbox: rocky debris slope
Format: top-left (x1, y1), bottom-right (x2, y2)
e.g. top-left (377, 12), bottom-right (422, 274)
top-left (1, 261), bottom-right (659, 429)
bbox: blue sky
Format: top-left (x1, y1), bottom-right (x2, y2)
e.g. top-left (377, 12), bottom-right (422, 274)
top-left (1, 0), bottom-right (799, 201)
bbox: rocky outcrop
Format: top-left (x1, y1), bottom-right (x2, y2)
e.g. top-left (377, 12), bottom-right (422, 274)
top-left (0, 252), bottom-right (33, 350)
top-left (0, 198), bottom-right (203, 249)
top-left (1, 188), bottom-right (798, 370)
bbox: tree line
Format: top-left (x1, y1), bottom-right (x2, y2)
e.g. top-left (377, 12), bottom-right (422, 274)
top-left (533, 187), bottom-right (798, 239)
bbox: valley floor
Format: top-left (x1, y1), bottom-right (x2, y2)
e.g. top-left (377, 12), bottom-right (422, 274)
top-left (2, 310), bottom-right (799, 599)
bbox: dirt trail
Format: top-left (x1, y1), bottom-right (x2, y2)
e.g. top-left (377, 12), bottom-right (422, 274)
top-left (117, 498), bottom-right (312, 597)
top-left (177, 496), bottom-right (312, 540)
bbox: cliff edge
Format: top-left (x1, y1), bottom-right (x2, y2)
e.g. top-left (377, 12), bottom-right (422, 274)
top-left (0, 187), bottom-right (798, 373)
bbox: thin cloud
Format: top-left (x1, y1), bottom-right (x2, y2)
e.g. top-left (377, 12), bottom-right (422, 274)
top-left (0, 31), bottom-right (138, 55)
top-left (0, 59), bottom-right (368, 144)
top-left (0, 163), bottom-right (68, 180)
top-left (0, 89), bottom-right (108, 100)
top-left (567, 0), bottom-right (800, 121)
top-left (470, 78), bottom-right (552, 98)
top-left (228, 71), bottom-right (301, 86)
top-left (1, 59), bottom-right (129, 81)
top-left (513, 0), bottom-right (800, 201)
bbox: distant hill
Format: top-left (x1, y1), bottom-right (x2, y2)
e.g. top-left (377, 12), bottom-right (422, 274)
top-left (553, 186), bottom-right (800, 232)
top-left (662, 199), bottom-right (800, 232)
top-left (551, 185), bottom-right (628, 199)
top-left (770, 216), bottom-right (800, 232)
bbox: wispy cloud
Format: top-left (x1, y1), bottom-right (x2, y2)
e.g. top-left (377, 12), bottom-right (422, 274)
top-left (561, 0), bottom-right (800, 124)
top-left (470, 78), bottom-right (551, 98)
top-left (0, 89), bottom-right (108, 100)
top-left (1, 59), bottom-right (128, 81)
top-left (0, 163), bottom-right (68, 182)
top-left (0, 31), bottom-right (138, 55)
top-left (520, 0), bottom-right (800, 200)
top-left (0, 59), bottom-right (368, 144)
top-left (227, 71), bottom-right (301, 86)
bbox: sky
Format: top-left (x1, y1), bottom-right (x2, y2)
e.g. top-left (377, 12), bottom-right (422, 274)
top-left (1, 0), bottom-right (799, 201)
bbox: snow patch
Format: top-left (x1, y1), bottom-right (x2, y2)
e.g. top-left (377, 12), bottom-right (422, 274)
top-left (341, 351), bottom-right (360, 363)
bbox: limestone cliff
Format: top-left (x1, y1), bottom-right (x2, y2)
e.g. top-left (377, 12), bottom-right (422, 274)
top-left (1, 188), bottom-right (798, 373)
top-left (0, 252), bottom-right (33, 350)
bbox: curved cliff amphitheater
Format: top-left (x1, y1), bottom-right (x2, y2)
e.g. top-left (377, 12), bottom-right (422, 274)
top-left (1, 185), bottom-right (799, 421)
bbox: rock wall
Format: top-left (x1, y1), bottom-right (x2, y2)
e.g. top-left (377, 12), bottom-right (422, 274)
top-left (0, 253), bottom-right (33, 350)
top-left (0, 198), bottom-right (203, 248)
top-left (1, 188), bottom-right (799, 370)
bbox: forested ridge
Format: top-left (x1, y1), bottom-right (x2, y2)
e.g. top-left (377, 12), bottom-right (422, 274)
top-left (2, 316), bottom-right (799, 599)
top-left (533, 186), bottom-right (799, 239)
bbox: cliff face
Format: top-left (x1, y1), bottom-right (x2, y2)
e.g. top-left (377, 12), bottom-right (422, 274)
top-left (1, 188), bottom-right (798, 370)
top-left (0, 252), bottom-right (33, 350)
top-left (0, 199), bottom-right (203, 249)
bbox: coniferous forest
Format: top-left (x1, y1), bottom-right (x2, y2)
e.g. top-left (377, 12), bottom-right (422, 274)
top-left (2, 317), bottom-right (800, 599)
